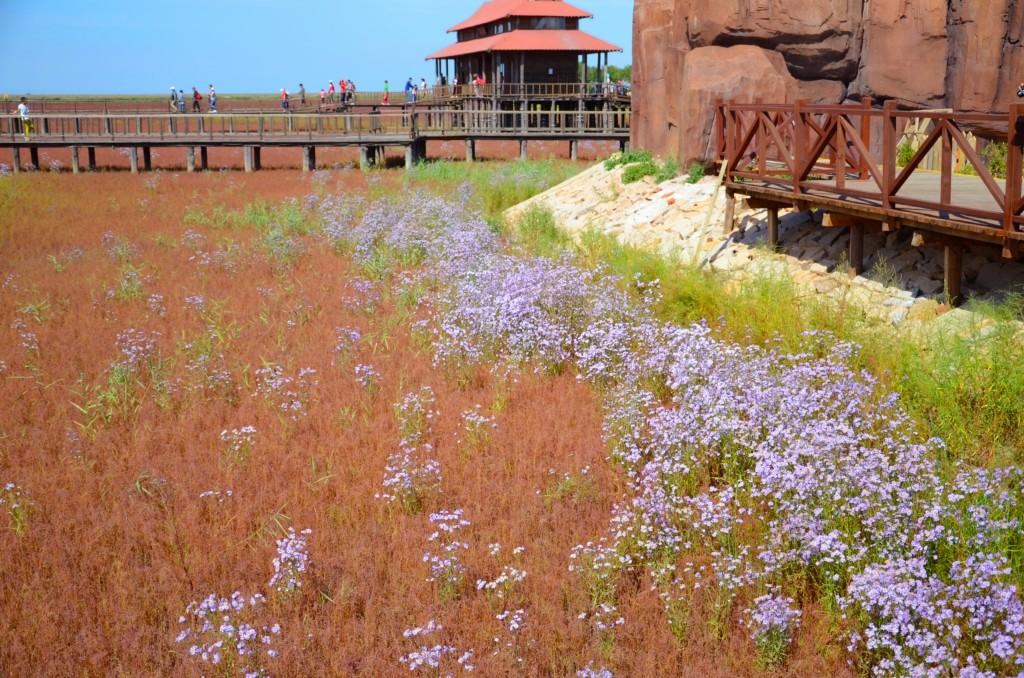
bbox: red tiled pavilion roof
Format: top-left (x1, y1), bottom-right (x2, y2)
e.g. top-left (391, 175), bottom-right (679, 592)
top-left (426, 29), bottom-right (621, 59)
top-left (447, 0), bottom-right (592, 33)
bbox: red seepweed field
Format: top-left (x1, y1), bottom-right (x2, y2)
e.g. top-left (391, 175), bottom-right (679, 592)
top-left (2, 167), bottom-right (831, 677)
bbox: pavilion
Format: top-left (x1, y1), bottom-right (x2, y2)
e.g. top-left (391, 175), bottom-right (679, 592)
top-left (425, 0), bottom-right (622, 91)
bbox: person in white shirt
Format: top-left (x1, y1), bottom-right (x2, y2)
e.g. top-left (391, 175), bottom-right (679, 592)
top-left (15, 97), bottom-right (32, 140)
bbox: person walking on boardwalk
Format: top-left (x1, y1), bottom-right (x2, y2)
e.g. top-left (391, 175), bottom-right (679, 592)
top-left (14, 97), bottom-right (32, 140)
top-left (191, 87), bottom-right (202, 113)
top-left (339, 79), bottom-right (347, 107)
top-left (208, 85), bottom-right (217, 113)
top-left (382, 80), bottom-right (389, 104)
top-left (170, 87), bottom-right (178, 112)
top-left (299, 83), bottom-right (306, 105)
top-left (178, 89), bottom-right (186, 113)
top-left (320, 88), bottom-right (326, 107)
top-left (404, 77), bottom-right (413, 101)
top-left (281, 88), bottom-right (290, 111)
top-left (328, 80), bottom-right (335, 104)
top-left (347, 80), bottom-right (356, 104)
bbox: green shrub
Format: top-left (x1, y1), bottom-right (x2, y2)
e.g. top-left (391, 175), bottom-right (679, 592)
top-left (604, 149), bottom-right (652, 170)
top-left (896, 142), bottom-right (915, 167)
top-left (685, 162), bottom-right (705, 184)
top-left (621, 160), bottom-right (659, 183)
top-left (983, 141), bottom-right (1007, 179)
top-left (655, 159), bottom-right (680, 183)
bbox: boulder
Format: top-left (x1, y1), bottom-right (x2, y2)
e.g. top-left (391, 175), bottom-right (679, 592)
top-left (631, 0), bottom-right (686, 156)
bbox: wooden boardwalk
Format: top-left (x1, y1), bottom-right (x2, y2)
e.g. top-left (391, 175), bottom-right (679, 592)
top-left (717, 100), bottom-right (1024, 303)
top-left (3, 106), bottom-right (630, 172)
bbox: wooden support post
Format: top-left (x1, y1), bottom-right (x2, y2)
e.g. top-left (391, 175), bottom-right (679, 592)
top-left (142, 147), bottom-right (152, 171)
top-left (944, 244), bottom-right (964, 306)
top-left (244, 146), bottom-right (255, 173)
top-left (848, 222), bottom-right (865, 277)
top-left (940, 126), bottom-right (952, 218)
top-left (302, 146), bottom-right (316, 172)
top-left (619, 138), bottom-right (627, 153)
top-left (87, 147), bottom-right (97, 170)
top-left (723, 190), bottom-right (736, 234)
top-left (29, 147), bottom-right (39, 169)
top-left (186, 146), bottom-right (196, 172)
top-left (10, 147), bottom-right (20, 173)
top-left (466, 139), bottom-right (475, 162)
top-left (767, 207), bottom-right (780, 251)
top-left (128, 148), bottom-right (139, 174)
top-left (520, 139), bottom-right (528, 160)
top-left (569, 139), bottom-right (578, 160)
top-left (71, 146), bottom-right (80, 173)
top-left (359, 145), bottom-right (371, 169)
top-left (253, 147), bottom-right (261, 171)
top-left (405, 144), bottom-right (415, 170)
top-left (199, 147), bottom-right (208, 170)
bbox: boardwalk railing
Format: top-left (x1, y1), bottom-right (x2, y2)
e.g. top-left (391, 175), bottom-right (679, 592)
top-left (2, 109), bottom-right (629, 143)
top-left (23, 85), bottom-right (630, 115)
top-left (716, 100), bottom-right (1024, 241)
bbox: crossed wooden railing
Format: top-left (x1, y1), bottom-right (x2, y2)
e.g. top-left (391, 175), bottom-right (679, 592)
top-left (715, 100), bottom-right (1024, 240)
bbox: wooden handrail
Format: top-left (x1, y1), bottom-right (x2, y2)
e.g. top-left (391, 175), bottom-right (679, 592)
top-left (717, 100), bottom-right (1024, 237)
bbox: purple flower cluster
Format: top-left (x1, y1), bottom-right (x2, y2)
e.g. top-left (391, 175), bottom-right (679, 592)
top-left (311, 191), bottom-right (1024, 673)
top-left (395, 386), bottom-right (439, 446)
top-left (399, 620), bottom-right (476, 673)
top-left (477, 544), bottom-right (527, 602)
top-left (253, 364), bottom-right (318, 422)
top-left (268, 527), bottom-right (313, 596)
top-left (175, 591), bottom-right (280, 673)
top-left (2, 481), bottom-right (34, 536)
top-left (377, 443), bottom-right (442, 514)
top-left (221, 426), bottom-right (256, 466)
top-left (424, 509), bottom-right (471, 602)
top-left (353, 363), bottom-right (381, 392)
top-left (114, 328), bottom-right (161, 373)
top-left (332, 326), bottom-right (361, 366)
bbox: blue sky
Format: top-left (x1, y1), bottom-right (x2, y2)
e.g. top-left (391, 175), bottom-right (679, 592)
top-left (0, 0), bottom-right (633, 95)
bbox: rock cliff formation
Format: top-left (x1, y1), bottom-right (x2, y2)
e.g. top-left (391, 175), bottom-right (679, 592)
top-left (633, 0), bottom-right (1024, 164)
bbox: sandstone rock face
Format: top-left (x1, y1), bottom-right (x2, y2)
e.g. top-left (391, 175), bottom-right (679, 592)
top-left (686, 0), bottom-right (863, 80)
top-left (679, 46), bottom-right (798, 162)
top-left (633, 0), bottom-right (1024, 163)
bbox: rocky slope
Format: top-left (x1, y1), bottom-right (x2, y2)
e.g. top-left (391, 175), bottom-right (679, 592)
top-left (632, 0), bottom-right (1024, 163)
top-left (506, 162), bottom-right (1024, 327)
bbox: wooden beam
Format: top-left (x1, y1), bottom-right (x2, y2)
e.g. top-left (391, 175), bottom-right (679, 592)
top-left (848, 223), bottom-right (865, 277)
top-left (944, 244), bottom-right (963, 306)
top-left (767, 208), bottom-right (780, 251)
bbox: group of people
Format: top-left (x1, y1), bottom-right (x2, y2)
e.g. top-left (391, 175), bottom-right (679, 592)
top-left (169, 85), bottom-right (217, 113)
top-left (286, 80), bottom-right (357, 110)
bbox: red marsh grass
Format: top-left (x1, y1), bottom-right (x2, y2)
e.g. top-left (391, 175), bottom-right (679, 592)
top-left (0, 169), bottom-right (844, 676)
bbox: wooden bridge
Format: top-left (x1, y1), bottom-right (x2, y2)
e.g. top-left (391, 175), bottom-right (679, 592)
top-left (3, 103), bottom-right (629, 173)
top-left (716, 99), bottom-right (1024, 303)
